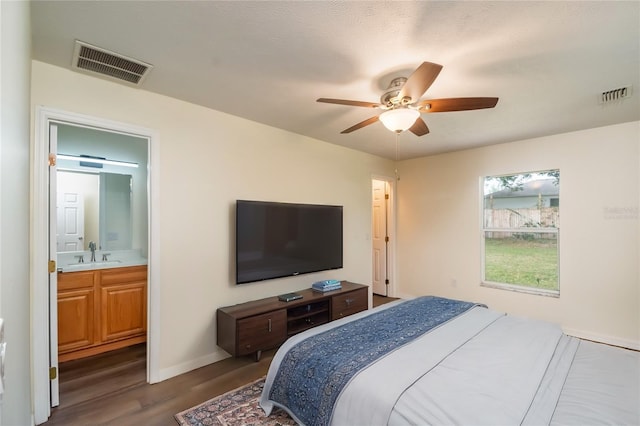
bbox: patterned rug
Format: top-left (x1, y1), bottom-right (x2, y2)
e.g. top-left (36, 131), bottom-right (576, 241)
top-left (174, 377), bottom-right (296, 426)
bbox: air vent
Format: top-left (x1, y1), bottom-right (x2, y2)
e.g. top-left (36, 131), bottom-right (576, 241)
top-left (600, 86), bottom-right (632, 104)
top-left (72, 40), bottom-right (152, 86)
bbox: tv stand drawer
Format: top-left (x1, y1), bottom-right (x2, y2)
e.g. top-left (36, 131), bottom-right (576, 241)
top-left (332, 287), bottom-right (368, 320)
top-left (237, 310), bottom-right (287, 356)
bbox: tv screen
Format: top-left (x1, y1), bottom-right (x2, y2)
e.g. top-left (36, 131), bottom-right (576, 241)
top-left (236, 200), bottom-right (343, 284)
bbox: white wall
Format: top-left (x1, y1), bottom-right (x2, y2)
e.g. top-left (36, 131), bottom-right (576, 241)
top-left (397, 122), bottom-right (640, 348)
top-left (0, 1), bottom-right (33, 424)
top-left (31, 61), bottom-right (395, 379)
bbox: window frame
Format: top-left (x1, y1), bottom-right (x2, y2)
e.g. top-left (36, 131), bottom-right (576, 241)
top-left (480, 171), bottom-right (560, 297)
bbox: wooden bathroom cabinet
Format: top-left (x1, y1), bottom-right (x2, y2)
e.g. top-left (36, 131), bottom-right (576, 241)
top-left (57, 265), bottom-right (147, 362)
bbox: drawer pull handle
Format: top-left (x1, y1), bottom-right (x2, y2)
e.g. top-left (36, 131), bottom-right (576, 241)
top-left (268, 318), bottom-right (272, 332)
top-left (345, 298), bottom-right (354, 306)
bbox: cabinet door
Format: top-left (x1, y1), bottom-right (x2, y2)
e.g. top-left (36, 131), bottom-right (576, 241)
top-left (58, 288), bottom-right (96, 352)
top-left (331, 288), bottom-right (368, 320)
top-left (237, 310), bottom-right (287, 356)
top-left (101, 282), bottom-right (147, 342)
top-left (58, 271), bottom-right (98, 353)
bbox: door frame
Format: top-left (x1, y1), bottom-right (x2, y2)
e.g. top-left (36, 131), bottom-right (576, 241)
top-left (32, 106), bottom-right (161, 424)
top-left (371, 174), bottom-right (397, 298)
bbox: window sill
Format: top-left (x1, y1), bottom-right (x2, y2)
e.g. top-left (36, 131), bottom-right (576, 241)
top-left (481, 281), bottom-right (560, 298)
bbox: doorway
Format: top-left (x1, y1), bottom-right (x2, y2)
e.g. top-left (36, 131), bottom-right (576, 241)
top-left (54, 122), bottom-right (148, 369)
top-left (372, 177), bottom-right (395, 297)
top-left (32, 107), bottom-right (159, 424)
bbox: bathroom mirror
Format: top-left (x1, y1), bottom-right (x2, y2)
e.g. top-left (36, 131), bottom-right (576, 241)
top-left (55, 122), bottom-right (148, 257)
top-left (57, 170), bottom-right (132, 252)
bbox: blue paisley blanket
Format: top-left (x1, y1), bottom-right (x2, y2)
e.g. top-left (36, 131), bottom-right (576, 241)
top-left (261, 296), bottom-right (480, 426)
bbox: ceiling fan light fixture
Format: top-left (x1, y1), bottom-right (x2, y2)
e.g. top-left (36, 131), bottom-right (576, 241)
top-left (379, 108), bottom-right (420, 133)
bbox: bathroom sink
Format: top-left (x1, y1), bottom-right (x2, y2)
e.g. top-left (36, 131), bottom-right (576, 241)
top-left (62, 260), bottom-right (122, 271)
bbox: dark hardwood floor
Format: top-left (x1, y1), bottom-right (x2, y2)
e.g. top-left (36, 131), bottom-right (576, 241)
top-left (373, 293), bottom-right (398, 306)
top-left (46, 295), bottom-right (397, 425)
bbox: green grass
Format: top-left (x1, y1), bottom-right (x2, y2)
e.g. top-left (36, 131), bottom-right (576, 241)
top-left (484, 237), bottom-right (558, 291)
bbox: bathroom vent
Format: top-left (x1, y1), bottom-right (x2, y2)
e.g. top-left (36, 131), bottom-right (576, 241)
top-left (599, 86), bottom-right (632, 104)
top-left (72, 40), bottom-right (153, 86)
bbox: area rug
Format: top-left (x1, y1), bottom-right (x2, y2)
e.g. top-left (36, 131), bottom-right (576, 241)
top-left (174, 377), bottom-right (296, 426)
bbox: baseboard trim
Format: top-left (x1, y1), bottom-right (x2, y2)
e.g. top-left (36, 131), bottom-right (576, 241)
top-left (157, 348), bottom-right (231, 382)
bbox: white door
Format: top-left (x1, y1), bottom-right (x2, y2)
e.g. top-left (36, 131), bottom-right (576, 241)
top-left (56, 191), bottom-right (85, 252)
top-left (372, 179), bottom-right (389, 296)
top-left (49, 124), bottom-right (60, 407)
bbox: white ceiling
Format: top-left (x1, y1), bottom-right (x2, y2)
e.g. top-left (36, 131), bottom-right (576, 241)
top-left (30, 1), bottom-right (640, 160)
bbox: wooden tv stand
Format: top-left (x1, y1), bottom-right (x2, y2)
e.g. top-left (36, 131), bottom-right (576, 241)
top-left (217, 281), bottom-right (368, 360)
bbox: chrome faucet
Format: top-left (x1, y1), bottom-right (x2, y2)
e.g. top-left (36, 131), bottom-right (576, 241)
top-left (89, 241), bottom-right (97, 262)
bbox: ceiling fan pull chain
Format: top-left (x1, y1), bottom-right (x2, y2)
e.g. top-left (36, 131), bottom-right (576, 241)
top-left (395, 132), bottom-right (400, 181)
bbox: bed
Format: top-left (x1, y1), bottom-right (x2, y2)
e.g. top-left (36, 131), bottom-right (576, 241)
top-left (259, 296), bottom-right (639, 425)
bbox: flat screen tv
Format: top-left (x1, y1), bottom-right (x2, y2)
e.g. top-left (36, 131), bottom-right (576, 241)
top-left (236, 200), bottom-right (343, 284)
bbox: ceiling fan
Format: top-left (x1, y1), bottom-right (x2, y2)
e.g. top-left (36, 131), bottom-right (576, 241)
top-left (317, 61), bottom-right (498, 136)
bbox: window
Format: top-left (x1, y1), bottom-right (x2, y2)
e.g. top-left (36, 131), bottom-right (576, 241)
top-left (482, 170), bottom-right (559, 295)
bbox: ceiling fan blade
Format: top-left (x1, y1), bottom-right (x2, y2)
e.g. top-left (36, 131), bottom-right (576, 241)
top-left (417, 97), bottom-right (499, 113)
top-left (317, 98), bottom-right (381, 108)
top-left (409, 117), bottom-right (429, 136)
top-left (398, 62), bottom-right (443, 102)
top-left (341, 116), bottom-right (380, 133)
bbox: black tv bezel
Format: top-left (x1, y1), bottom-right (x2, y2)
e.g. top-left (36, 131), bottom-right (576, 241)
top-left (235, 200), bottom-right (343, 284)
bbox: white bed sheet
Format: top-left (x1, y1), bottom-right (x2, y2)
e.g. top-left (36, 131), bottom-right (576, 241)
top-left (261, 299), bottom-right (640, 426)
top-left (550, 339), bottom-right (640, 425)
top-left (332, 306), bottom-right (504, 425)
top-left (385, 313), bottom-right (569, 425)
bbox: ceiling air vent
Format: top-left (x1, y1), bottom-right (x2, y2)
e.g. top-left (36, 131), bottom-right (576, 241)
top-left (72, 40), bottom-right (153, 86)
top-left (599, 86), bottom-right (632, 104)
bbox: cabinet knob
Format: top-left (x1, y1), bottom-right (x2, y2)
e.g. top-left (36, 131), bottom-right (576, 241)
top-left (345, 298), bottom-right (354, 307)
